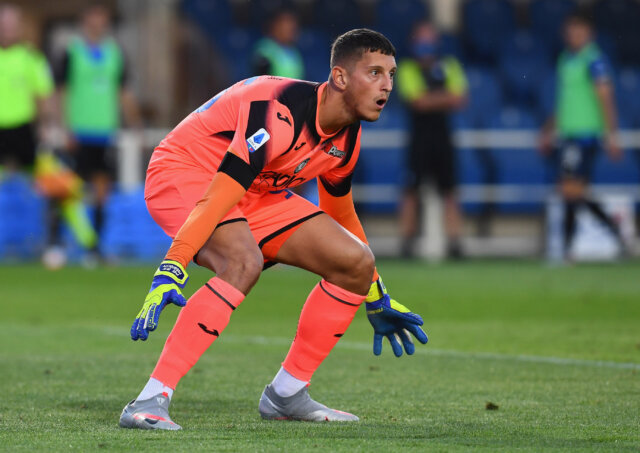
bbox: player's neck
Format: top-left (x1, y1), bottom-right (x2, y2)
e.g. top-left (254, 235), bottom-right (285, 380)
top-left (318, 81), bottom-right (356, 135)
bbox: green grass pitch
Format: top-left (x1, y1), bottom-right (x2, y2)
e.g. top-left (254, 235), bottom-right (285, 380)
top-left (1, 260), bottom-right (639, 452)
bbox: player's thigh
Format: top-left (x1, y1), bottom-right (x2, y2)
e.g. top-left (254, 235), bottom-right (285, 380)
top-left (274, 212), bottom-right (375, 293)
top-left (145, 166), bottom-right (237, 236)
top-left (559, 178), bottom-right (586, 200)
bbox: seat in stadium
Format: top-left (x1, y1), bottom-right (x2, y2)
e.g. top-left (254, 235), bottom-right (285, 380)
top-left (375, 0), bottom-right (429, 25)
top-left (488, 106), bottom-right (543, 184)
top-left (314, 0), bottom-right (363, 38)
top-left (374, 0), bottom-right (430, 57)
top-left (594, 32), bottom-right (620, 70)
top-left (0, 175), bottom-right (46, 259)
top-left (439, 33), bottom-right (464, 60)
top-left (216, 26), bottom-right (261, 82)
top-left (356, 103), bottom-right (407, 213)
top-left (498, 29), bottom-right (552, 110)
top-left (487, 106), bottom-right (546, 212)
top-left (303, 53), bottom-right (330, 83)
top-left (181, 0), bottom-right (233, 42)
top-left (535, 69), bottom-right (556, 123)
top-left (297, 28), bottom-right (331, 81)
top-left (594, 0), bottom-right (640, 65)
top-left (101, 187), bottom-right (171, 262)
top-left (616, 67), bottom-right (640, 128)
top-left (462, 66), bottom-right (503, 128)
top-left (529, 0), bottom-right (577, 58)
top-left (462, 0), bottom-right (516, 64)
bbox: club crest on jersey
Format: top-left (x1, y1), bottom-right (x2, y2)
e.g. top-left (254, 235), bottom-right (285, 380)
top-left (294, 158), bottom-right (310, 174)
top-left (325, 144), bottom-right (345, 159)
top-left (246, 128), bottom-right (271, 153)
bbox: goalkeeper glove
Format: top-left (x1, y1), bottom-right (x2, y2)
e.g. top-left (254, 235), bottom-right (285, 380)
top-left (130, 260), bottom-right (189, 341)
top-left (365, 277), bottom-right (428, 357)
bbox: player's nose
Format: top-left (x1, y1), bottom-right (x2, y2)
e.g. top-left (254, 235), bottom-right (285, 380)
top-left (381, 74), bottom-right (393, 92)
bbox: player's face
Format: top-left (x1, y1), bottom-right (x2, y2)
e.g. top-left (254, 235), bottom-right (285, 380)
top-left (272, 13), bottom-right (298, 46)
top-left (0, 6), bottom-right (22, 47)
top-left (345, 51), bottom-right (396, 122)
top-left (83, 7), bottom-right (110, 41)
top-left (565, 22), bottom-right (591, 52)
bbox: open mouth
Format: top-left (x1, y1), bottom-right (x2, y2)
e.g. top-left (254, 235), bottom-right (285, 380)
top-left (376, 98), bottom-right (387, 108)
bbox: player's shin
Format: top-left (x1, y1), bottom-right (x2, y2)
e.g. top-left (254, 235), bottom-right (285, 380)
top-left (151, 276), bottom-right (245, 389)
top-left (281, 280), bottom-right (365, 383)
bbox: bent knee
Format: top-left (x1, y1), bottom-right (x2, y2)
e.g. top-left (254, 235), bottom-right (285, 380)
top-left (198, 245), bottom-right (263, 294)
top-left (224, 248), bottom-right (263, 281)
top-left (332, 242), bottom-right (375, 294)
top-left (356, 244), bottom-right (376, 281)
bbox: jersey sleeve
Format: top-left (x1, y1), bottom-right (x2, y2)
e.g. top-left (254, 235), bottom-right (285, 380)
top-left (220, 98), bottom-right (295, 189)
top-left (589, 56), bottom-right (611, 84)
top-left (397, 60), bottom-right (426, 102)
top-left (318, 126), bottom-right (361, 197)
top-left (444, 57), bottom-right (468, 96)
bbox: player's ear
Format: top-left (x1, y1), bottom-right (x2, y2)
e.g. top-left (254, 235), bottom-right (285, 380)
top-left (331, 65), bottom-right (348, 91)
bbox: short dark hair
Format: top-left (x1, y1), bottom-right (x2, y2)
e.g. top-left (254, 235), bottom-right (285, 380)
top-left (565, 11), bottom-right (593, 29)
top-left (330, 28), bottom-right (395, 68)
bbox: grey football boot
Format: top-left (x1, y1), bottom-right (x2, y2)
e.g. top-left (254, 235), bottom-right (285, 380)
top-left (119, 393), bottom-right (182, 430)
top-left (259, 384), bottom-right (359, 422)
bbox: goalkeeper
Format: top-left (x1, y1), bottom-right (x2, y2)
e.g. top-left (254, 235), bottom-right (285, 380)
top-left (120, 29), bottom-right (429, 431)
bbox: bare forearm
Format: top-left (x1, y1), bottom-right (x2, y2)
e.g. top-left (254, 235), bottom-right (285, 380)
top-left (165, 172), bottom-right (246, 267)
top-left (598, 91), bottom-right (618, 136)
top-left (120, 89), bottom-right (143, 127)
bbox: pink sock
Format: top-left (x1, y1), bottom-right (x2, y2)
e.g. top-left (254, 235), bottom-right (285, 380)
top-left (282, 280), bottom-right (365, 382)
top-left (151, 276), bottom-right (244, 389)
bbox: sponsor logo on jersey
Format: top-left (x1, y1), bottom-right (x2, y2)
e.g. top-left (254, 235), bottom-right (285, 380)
top-left (325, 144), bottom-right (345, 159)
top-left (254, 171), bottom-right (306, 190)
top-left (294, 158), bottom-right (310, 174)
top-left (246, 128), bottom-right (271, 153)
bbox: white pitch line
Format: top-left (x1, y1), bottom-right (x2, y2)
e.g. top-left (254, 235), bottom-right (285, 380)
top-left (94, 326), bottom-right (640, 371)
top-left (223, 334), bottom-right (640, 371)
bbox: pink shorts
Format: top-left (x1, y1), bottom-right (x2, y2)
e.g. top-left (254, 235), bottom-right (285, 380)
top-left (144, 164), bottom-right (322, 261)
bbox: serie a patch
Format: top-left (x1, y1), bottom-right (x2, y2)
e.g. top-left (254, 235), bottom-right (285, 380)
top-left (246, 128), bottom-right (271, 153)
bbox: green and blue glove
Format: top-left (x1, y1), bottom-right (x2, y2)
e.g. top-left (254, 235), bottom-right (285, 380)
top-left (365, 277), bottom-right (428, 357)
top-left (130, 260), bottom-right (189, 341)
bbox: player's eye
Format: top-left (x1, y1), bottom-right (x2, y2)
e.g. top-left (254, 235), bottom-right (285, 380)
top-left (370, 69), bottom-right (379, 76)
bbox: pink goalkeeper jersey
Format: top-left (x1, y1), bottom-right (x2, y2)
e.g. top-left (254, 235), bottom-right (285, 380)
top-left (149, 75), bottom-right (362, 197)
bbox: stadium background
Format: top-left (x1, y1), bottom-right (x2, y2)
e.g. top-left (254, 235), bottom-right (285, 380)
top-left (2, 0), bottom-right (640, 262)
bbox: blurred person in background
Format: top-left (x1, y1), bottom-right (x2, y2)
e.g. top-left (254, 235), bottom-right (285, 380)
top-left (396, 20), bottom-right (468, 259)
top-left (55, 2), bottom-right (141, 263)
top-left (0, 4), bottom-right (97, 270)
top-left (539, 13), bottom-right (625, 260)
top-left (253, 8), bottom-right (314, 201)
top-left (0, 3), bottom-right (54, 175)
top-left (252, 9), bottom-right (304, 80)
